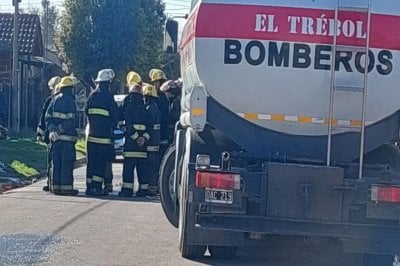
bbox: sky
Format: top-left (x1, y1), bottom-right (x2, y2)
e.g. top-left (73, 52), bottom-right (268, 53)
top-left (0, 0), bottom-right (191, 17)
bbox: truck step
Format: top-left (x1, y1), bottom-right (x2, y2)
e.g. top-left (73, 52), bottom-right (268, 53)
top-left (338, 6), bottom-right (369, 13)
top-left (334, 85), bottom-right (364, 93)
top-left (336, 45), bottom-right (367, 53)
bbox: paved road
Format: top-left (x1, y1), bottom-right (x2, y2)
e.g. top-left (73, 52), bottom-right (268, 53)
top-left (0, 164), bottom-right (386, 266)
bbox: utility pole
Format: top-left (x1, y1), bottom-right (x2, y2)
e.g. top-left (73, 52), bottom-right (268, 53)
top-left (42, 0), bottom-right (49, 100)
top-left (11, 0), bottom-right (21, 134)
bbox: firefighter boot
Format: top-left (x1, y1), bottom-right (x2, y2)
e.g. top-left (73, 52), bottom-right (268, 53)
top-left (103, 183), bottom-right (113, 195)
top-left (147, 185), bottom-right (158, 197)
top-left (118, 188), bottom-right (133, 198)
top-left (136, 184), bottom-right (150, 197)
top-left (86, 183), bottom-right (103, 196)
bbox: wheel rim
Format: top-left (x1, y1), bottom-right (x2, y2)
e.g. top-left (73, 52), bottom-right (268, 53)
top-left (168, 169), bottom-right (176, 202)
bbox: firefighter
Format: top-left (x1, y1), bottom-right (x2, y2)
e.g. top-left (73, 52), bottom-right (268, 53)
top-left (160, 79), bottom-right (182, 143)
top-left (85, 69), bottom-right (118, 196)
top-left (149, 69), bottom-right (169, 157)
top-left (142, 84), bottom-right (161, 196)
top-left (118, 82), bottom-right (150, 197)
top-left (45, 76), bottom-right (78, 196)
top-left (36, 76), bottom-right (61, 192)
top-left (127, 71), bottom-right (143, 87)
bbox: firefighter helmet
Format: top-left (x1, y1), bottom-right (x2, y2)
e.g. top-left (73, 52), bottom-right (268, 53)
top-left (149, 69), bottom-right (166, 82)
top-left (143, 84), bottom-right (158, 98)
top-left (57, 76), bottom-right (76, 90)
top-left (126, 71), bottom-right (142, 86)
top-left (48, 76), bottom-right (61, 91)
top-left (129, 83), bottom-right (142, 94)
top-left (95, 69), bottom-right (115, 82)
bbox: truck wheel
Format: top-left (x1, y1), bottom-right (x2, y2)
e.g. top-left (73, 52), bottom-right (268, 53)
top-left (362, 254), bottom-right (394, 266)
top-left (179, 172), bottom-right (206, 258)
top-left (179, 140), bottom-right (206, 259)
top-left (208, 246), bottom-right (238, 259)
top-left (159, 146), bottom-right (179, 228)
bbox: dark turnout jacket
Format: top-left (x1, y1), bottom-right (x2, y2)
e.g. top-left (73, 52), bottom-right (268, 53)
top-left (37, 93), bottom-right (59, 143)
top-left (122, 92), bottom-right (150, 158)
top-left (45, 90), bottom-right (77, 142)
top-left (146, 97), bottom-right (161, 152)
top-left (85, 85), bottom-right (118, 142)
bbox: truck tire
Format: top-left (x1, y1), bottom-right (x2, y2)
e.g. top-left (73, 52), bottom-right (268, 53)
top-left (159, 146), bottom-right (179, 228)
top-left (362, 254), bottom-right (394, 266)
top-left (208, 246), bottom-right (238, 259)
top-left (179, 192), bottom-right (206, 259)
top-left (179, 133), bottom-right (206, 259)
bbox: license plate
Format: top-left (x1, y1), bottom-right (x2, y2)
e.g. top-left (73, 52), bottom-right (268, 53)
top-left (205, 188), bottom-right (233, 204)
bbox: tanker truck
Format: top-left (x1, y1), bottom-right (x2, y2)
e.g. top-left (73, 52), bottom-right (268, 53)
top-left (159, 0), bottom-right (400, 264)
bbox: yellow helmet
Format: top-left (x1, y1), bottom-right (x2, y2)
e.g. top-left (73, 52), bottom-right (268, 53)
top-left (48, 76), bottom-right (61, 91)
top-left (57, 76), bottom-right (76, 90)
top-left (143, 84), bottom-right (158, 98)
top-left (149, 69), bottom-right (166, 82)
top-left (126, 71), bottom-right (142, 86)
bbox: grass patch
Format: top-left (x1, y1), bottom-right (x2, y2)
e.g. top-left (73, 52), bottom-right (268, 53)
top-left (0, 137), bottom-right (87, 178)
top-left (0, 138), bottom-right (47, 178)
top-left (10, 160), bottom-right (39, 177)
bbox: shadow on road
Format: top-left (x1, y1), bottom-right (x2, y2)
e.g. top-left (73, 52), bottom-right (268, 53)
top-left (76, 193), bottom-right (161, 203)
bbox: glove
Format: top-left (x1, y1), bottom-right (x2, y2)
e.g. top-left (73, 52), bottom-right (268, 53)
top-left (49, 132), bottom-right (59, 142)
top-left (136, 136), bottom-right (146, 147)
top-left (160, 80), bottom-right (174, 92)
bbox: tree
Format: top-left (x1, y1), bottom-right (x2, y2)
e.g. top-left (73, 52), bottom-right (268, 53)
top-left (41, 1), bottom-right (59, 50)
top-left (134, 0), bottom-right (166, 80)
top-left (57, 0), bottom-right (166, 87)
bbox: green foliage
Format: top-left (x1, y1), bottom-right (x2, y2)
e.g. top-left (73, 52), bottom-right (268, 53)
top-left (42, 3), bottom-right (59, 49)
top-left (0, 138), bottom-right (46, 178)
top-left (10, 160), bottom-right (39, 178)
top-left (57, 0), bottom-right (166, 86)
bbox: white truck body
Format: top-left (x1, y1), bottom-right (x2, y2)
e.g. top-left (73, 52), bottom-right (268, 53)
top-left (180, 0), bottom-right (400, 161)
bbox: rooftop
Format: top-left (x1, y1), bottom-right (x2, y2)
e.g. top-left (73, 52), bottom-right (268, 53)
top-left (0, 13), bottom-right (43, 56)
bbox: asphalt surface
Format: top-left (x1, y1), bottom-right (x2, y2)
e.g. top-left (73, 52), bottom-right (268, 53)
top-left (0, 164), bottom-right (394, 266)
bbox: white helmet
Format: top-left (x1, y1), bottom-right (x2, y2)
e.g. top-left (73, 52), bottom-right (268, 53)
top-left (48, 76), bottom-right (61, 91)
top-left (95, 69), bottom-right (115, 82)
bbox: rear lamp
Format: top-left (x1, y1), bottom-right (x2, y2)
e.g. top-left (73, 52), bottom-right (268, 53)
top-left (195, 171), bottom-right (241, 190)
top-left (371, 185), bottom-right (400, 203)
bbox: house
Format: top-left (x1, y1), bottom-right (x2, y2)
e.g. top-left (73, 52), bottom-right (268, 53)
top-left (0, 13), bottom-right (48, 130)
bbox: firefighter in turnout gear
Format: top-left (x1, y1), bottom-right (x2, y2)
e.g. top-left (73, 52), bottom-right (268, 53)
top-left (85, 69), bottom-right (118, 196)
top-left (143, 85), bottom-right (161, 196)
top-left (127, 71), bottom-right (143, 87)
top-left (36, 76), bottom-right (61, 192)
top-left (160, 79), bottom-right (182, 143)
top-left (118, 82), bottom-right (150, 197)
top-left (149, 69), bottom-right (170, 158)
top-left (45, 76), bottom-right (78, 196)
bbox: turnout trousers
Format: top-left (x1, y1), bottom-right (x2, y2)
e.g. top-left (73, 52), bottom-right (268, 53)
top-left (86, 142), bottom-right (114, 191)
top-left (121, 158), bottom-right (147, 195)
top-left (105, 162), bottom-right (113, 188)
top-left (145, 151), bottom-right (160, 192)
top-left (46, 143), bottom-right (53, 191)
top-left (51, 140), bottom-right (76, 192)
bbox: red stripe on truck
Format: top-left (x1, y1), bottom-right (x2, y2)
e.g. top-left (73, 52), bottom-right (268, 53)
top-left (193, 3), bottom-right (400, 51)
